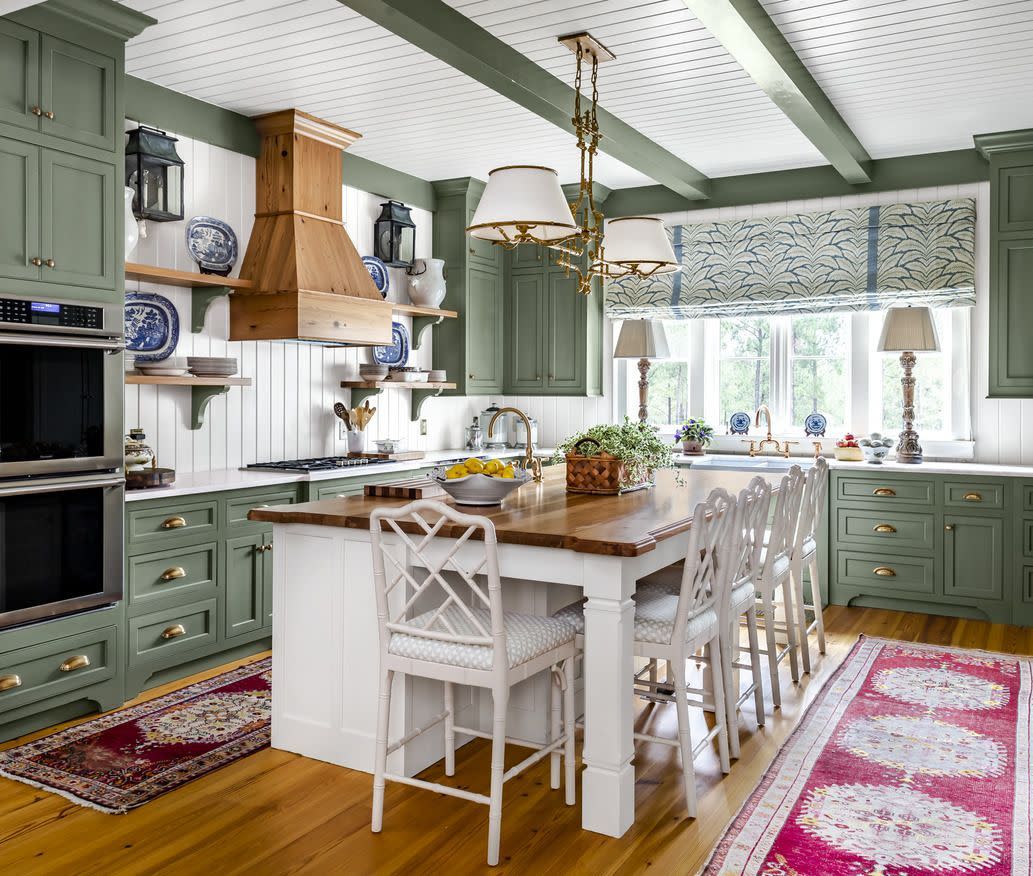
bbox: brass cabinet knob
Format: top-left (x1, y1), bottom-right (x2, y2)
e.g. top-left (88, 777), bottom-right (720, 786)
top-left (59, 654), bottom-right (91, 672)
top-left (161, 624), bottom-right (186, 640)
top-left (873, 524), bottom-right (897, 533)
top-left (44, 258), bottom-right (55, 268)
top-left (43, 110), bottom-right (54, 120)
top-left (873, 566), bottom-right (896, 577)
top-left (872, 488), bottom-right (896, 497)
top-left (160, 515), bottom-right (187, 529)
top-left (265, 543), bottom-right (273, 552)
top-left (945, 524), bottom-right (954, 531)
top-left (30, 257), bottom-right (42, 266)
top-left (30, 106), bottom-right (42, 116)
top-left (962, 492), bottom-right (982, 502)
top-left (468, 373), bottom-right (475, 379)
top-left (0, 674), bottom-right (22, 692)
top-left (160, 566), bottom-right (186, 582)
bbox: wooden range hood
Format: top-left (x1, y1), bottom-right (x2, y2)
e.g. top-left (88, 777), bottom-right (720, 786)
top-left (230, 109), bottom-right (392, 345)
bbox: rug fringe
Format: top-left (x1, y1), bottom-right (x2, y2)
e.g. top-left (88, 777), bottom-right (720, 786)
top-left (0, 768), bottom-right (125, 814)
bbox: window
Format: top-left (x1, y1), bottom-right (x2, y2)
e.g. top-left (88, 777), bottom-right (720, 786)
top-left (616, 308), bottom-right (970, 445)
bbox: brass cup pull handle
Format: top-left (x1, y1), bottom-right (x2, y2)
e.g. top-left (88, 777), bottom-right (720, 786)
top-left (161, 624), bottom-right (186, 640)
top-left (873, 566), bottom-right (896, 577)
top-left (30, 105), bottom-right (42, 116)
top-left (873, 488), bottom-right (896, 497)
top-left (873, 524), bottom-right (897, 533)
top-left (160, 516), bottom-right (187, 529)
top-left (59, 655), bottom-right (91, 673)
top-left (160, 566), bottom-right (186, 582)
top-left (962, 492), bottom-right (983, 502)
top-left (43, 110), bottom-right (54, 120)
top-left (30, 257), bottom-right (42, 266)
top-left (0, 674), bottom-right (22, 692)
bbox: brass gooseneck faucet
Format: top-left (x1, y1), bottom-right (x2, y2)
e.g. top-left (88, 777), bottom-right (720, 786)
top-left (742, 404), bottom-right (797, 458)
top-left (488, 406), bottom-right (543, 482)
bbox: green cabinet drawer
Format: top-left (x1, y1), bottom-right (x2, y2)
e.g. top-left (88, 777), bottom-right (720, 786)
top-left (836, 508), bottom-right (935, 552)
top-left (128, 599), bottom-right (217, 665)
top-left (225, 488), bottom-right (299, 529)
top-left (836, 550), bottom-right (935, 595)
top-left (0, 626), bottom-right (116, 714)
top-left (1022, 567), bottom-right (1033, 603)
top-left (127, 499), bottom-right (218, 546)
top-left (1022, 485), bottom-right (1033, 512)
top-left (944, 515), bottom-right (1004, 601)
top-left (944, 480), bottom-right (1005, 510)
top-left (127, 542), bottom-right (217, 610)
top-left (1024, 520), bottom-right (1033, 558)
top-left (836, 476), bottom-right (935, 506)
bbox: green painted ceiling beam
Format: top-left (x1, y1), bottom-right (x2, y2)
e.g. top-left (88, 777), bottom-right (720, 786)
top-left (604, 149), bottom-right (988, 217)
top-left (683, 0), bottom-right (871, 184)
top-left (337, 0), bottom-right (711, 201)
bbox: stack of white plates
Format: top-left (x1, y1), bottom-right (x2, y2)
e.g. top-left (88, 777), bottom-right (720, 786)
top-left (137, 357), bottom-right (189, 377)
top-left (187, 356), bottom-right (238, 377)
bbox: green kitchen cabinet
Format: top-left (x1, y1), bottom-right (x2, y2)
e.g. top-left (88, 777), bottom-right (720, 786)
top-left (545, 270), bottom-right (587, 391)
top-left (976, 130), bottom-right (1033, 398)
top-left (943, 514), bottom-right (1005, 602)
top-left (506, 270), bottom-right (546, 391)
top-left (0, 19), bottom-right (39, 133)
top-left (0, 136), bottom-right (39, 281)
top-left (467, 264), bottom-right (504, 391)
top-left (225, 532), bottom-right (267, 640)
top-left (40, 34), bottom-right (117, 152)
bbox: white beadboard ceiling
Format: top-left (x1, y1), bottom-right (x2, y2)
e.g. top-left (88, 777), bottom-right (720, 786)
top-left (122, 0), bottom-right (1033, 189)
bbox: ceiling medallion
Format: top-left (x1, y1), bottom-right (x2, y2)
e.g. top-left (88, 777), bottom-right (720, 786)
top-left (466, 32), bottom-right (680, 295)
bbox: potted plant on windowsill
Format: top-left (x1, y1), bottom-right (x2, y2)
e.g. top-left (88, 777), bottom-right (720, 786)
top-left (555, 418), bottom-right (673, 495)
top-left (674, 418), bottom-right (714, 456)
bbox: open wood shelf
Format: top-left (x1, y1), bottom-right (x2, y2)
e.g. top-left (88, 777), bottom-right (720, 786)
top-left (124, 374), bottom-right (252, 430)
top-left (341, 380), bottom-right (456, 422)
top-left (390, 303), bottom-right (457, 319)
top-left (125, 263), bottom-right (255, 290)
top-left (340, 380), bottom-right (455, 390)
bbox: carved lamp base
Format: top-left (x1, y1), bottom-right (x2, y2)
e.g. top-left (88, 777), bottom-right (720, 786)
top-left (637, 357), bottom-right (651, 423)
top-left (895, 350), bottom-right (923, 464)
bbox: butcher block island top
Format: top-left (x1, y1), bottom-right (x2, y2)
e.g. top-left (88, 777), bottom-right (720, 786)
top-left (249, 466), bottom-right (773, 557)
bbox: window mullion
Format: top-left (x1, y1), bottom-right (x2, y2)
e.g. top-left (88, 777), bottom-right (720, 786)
top-left (771, 317), bottom-right (791, 430)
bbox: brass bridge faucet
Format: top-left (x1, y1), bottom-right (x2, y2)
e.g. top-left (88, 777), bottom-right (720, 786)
top-left (488, 406), bottom-right (543, 482)
top-left (742, 404), bottom-right (798, 458)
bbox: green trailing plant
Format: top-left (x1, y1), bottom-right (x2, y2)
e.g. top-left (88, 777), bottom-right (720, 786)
top-left (673, 418), bottom-right (715, 447)
top-left (554, 417), bottom-right (674, 487)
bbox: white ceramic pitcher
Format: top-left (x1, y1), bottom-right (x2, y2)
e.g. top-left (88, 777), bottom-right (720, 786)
top-left (124, 186), bottom-right (140, 258)
top-left (406, 258), bottom-right (446, 308)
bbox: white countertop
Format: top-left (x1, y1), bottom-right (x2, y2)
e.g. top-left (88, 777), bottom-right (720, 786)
top-left (124, 448), bottom-right (556, 501)
top-left (681, 452), bottom-right (1033, 478)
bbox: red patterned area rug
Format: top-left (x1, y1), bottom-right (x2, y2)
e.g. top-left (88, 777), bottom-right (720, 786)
top-left (0, 658), bottom-right (271, 813)
top-left (702, 637), bottom-right (1031, 876)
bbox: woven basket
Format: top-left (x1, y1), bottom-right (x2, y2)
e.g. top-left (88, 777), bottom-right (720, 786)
top-left (565, 437), bottom-right (650, 495)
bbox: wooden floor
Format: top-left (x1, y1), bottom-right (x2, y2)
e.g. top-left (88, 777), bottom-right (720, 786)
top-left (3, 605), bottom-right (1033, 876)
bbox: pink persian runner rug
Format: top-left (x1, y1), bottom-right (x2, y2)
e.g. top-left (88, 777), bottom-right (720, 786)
top-left (0, 658), bottom-right (270, 813)
top-left (702, 637), bottom-right (1031, 876)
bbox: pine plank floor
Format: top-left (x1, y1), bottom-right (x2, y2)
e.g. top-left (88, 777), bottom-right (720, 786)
top-left (1, 605), bottom-right (1031, 875)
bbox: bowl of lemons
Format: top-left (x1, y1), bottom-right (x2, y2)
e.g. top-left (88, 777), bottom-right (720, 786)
top-left (433, 457), bottom-right (530, 505)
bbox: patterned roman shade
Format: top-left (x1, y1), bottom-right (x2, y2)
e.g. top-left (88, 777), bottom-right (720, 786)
top-left (605, 198), bottom-right (975, 320)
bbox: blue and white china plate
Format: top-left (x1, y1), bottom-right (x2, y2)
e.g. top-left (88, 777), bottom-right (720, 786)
top-left (804, 411), bottom-right (828, 437)
top-left (729, 411), bottom-right (751, 435)
top-left (372, 321), bottom-right (409, 367)
top-left (186, 216), bottom-right (238, 276)
top-left (362, 256), bottom-right (389, 299)
top-left (125, 293), bottom-right (179, 362)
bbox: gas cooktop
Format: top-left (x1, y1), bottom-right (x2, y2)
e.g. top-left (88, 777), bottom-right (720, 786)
top-left (245, 456), bottom-right (391, 473)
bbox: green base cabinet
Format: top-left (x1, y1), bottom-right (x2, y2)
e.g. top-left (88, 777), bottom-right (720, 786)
top-left (829, 470), bottom-right (1012, 624)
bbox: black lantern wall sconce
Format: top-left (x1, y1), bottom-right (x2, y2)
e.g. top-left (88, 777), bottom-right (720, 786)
top-left (125, 125), bottom-right (185, 229)
top-left (373, 200), bottom-right (415, 267)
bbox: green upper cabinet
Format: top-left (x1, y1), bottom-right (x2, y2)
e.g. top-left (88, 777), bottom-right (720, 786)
top-left (466, 263), bottom-right (504, 391)
top-left (0, 19), bottom-right (39, 132)
top-left (0, 137), bottom-right (39, 281)
top-left (545, 271), bottom-right (587, 391)
top-left (40, 35), bottom-right (117, 152)
top-left (507, 270), bottom-right (545, 391)
top-left (976, 130), bottom-right (1033, 398)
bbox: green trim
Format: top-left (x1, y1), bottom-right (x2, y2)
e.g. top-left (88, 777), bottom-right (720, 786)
top-left (191, 285), bottom-right (231, 333)
top-left (337, 0), bottom-right (711, 201)
top-left (125, 76), bottom-right (260, 156)
top-left (683, 0), bottom-right (870, 184)
top-left (342, 152), bottom-right (436, 211)
top-left (411, 313), bottom-right (443, 351)
top-left (604, 149), bottom-right (989, 217)
top-left (974, 128), bottom-right (1033, 159)
top-left (191, 385), bottom-right (230, 430)
top-left (39, 0), bottom-right (155, 41)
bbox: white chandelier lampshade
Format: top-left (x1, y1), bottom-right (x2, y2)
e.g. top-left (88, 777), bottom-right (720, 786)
top-left (466, 165), bottom-right (580, 244)
top-left (601, 217), bottom-right (680, 277)
top-left (877, 305), bottom-right (941, 353)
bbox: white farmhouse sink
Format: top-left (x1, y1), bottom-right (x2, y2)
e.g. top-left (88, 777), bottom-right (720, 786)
top-left (680, 454), bottom-right (814, 472)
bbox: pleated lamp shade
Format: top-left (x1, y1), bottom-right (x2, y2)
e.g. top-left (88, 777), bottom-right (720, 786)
top-left (613, 319), bottom-right (670, 359)
top-left (877, 306), bottom-right (941, 353)
top-left (466, 166), bottom-right (579, 243)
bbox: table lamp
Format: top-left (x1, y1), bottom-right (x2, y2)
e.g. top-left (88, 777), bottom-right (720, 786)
top-left (613, 319), bottom-right (670, 423)
top-left (877, 305), bottom-right (940, 464)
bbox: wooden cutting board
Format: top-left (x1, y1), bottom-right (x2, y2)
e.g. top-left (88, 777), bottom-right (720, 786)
top-left (364, 476), bottom-right (445, 499)
top-left (348, 450), bottom-right (425, 462)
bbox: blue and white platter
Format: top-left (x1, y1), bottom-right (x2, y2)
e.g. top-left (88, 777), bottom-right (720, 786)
top-left (125, 293), bottom-right (179, 362)
top-left (804, 411), bottom-right (828, 437)
top-left (186, 216), bottom-right (238, 276)
top-left (728, 411), bottom-right (752, 435)
top-left (362, 256), bottom-right (389, 298)
top-left (372, 321), bottom-right (409, 367)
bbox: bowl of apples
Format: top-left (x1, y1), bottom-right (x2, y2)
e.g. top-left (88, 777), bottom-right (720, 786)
top-left (433, 457), bottom-right (531, 505)
top-left (834, 433), bottom-right (864, 462)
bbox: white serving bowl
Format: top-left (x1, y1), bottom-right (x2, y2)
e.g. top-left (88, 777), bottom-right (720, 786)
top-left (432, 466), bottom-right (530, 505)
top-left (374, 439), bottom-right (403, 453)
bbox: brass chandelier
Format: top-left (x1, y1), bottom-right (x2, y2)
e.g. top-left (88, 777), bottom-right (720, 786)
top-left (466, 32), bottom-right (679, 296)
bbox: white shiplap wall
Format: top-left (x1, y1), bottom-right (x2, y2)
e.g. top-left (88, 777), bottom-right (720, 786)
top-left (124, 125), bottom-right (484, 472)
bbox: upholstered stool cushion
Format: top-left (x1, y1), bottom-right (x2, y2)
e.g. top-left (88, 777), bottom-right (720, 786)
top-left (388, 606), bottom-right (576, 671)
top-left (552, 592), bottom-right (718, 647)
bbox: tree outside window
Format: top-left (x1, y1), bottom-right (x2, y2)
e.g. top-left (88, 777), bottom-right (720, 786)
top-left (718, 317), bottom-right (770, 425)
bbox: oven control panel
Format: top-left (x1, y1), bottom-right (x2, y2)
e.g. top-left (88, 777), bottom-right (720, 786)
top-left (0, 297), bottom-right (103, 330)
